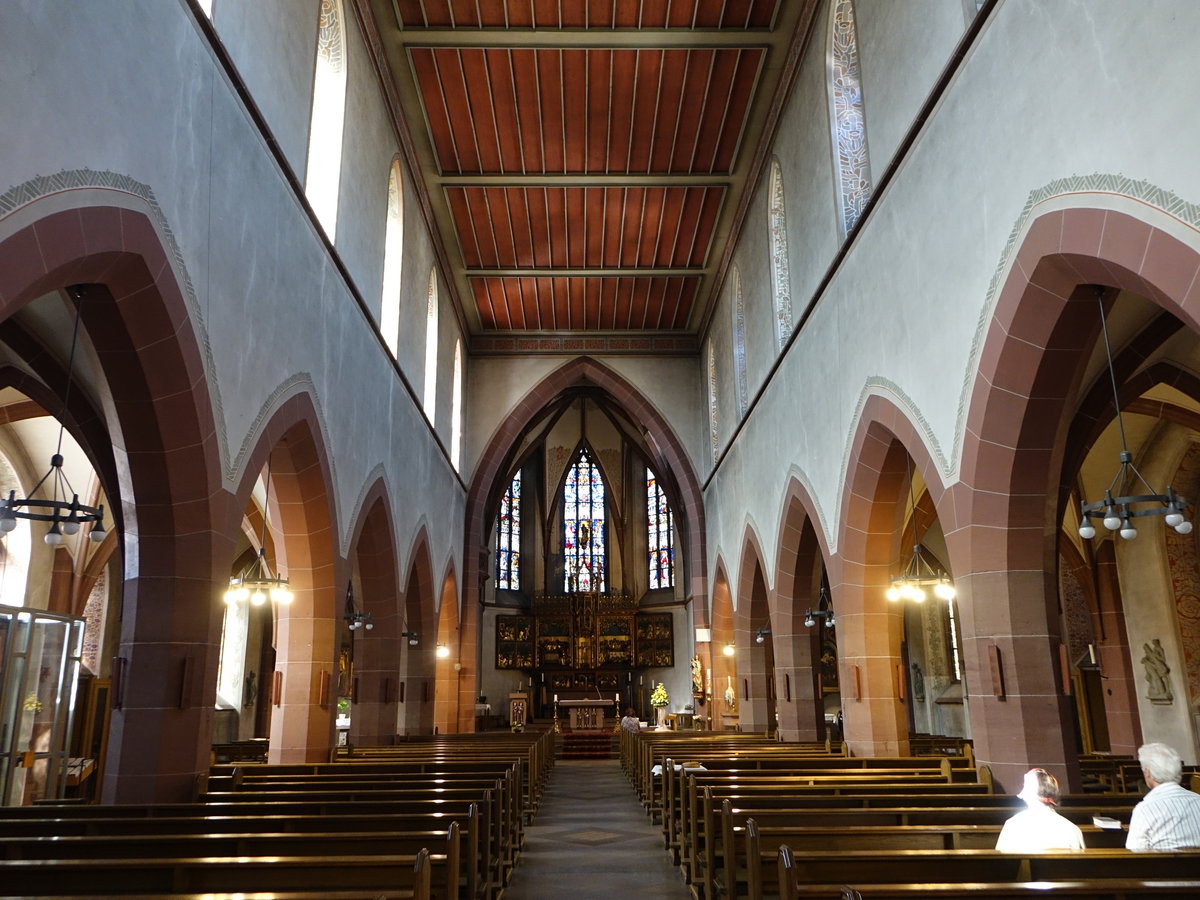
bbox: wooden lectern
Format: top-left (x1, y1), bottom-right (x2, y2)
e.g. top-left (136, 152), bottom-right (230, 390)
top-left (508, 692), bottom-right (528, 727)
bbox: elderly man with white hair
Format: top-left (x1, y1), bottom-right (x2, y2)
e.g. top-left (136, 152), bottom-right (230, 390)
top-left (1126, 742), bottom-right (1200, 850)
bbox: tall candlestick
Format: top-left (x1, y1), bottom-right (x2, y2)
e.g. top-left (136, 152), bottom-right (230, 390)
top-left (554, 694), bottom-right (558, 703)
top-left (614, 693), bottom-right (619, 706)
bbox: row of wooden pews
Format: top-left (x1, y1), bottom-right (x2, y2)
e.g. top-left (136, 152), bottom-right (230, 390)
top-left (0, 729), bottom-right (554, 899)
top-left (620, 730), bottom-right (1200, 900)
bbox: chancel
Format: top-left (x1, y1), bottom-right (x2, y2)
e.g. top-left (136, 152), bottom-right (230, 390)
top-left (1, 2), bottom-right (1199, 897)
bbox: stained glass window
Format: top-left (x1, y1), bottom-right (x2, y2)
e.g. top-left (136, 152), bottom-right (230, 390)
top-left (496, 471), bottom-right (521, 590)
top-left (828, 0), bottom-right (873, 239)
top-left (563, 449), bottom-right (606, 592)
top-left (646, 468), bottom-right (675, 590)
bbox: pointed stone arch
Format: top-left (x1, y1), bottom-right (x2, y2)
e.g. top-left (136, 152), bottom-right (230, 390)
top-left (344, 477), bottom-right (401, 746)
top-left (464, 356), bottom-right (707, 717)
top-left (399, 526), bottom-right (437, 736)
top-left (434, 564), bottom-right (463, 734)
top-left (836, 393), bottom-right (955, 757)
top-left (735, 525), bottom-right (775, 732)
top-left (773, 476), bottom-right (832, 741)
top-left (0, 194), bottom-right (223, 802)
top-left (957, 199), bottom-right (1200, 789)
top-left (232, 392), bottom-right (341, 764)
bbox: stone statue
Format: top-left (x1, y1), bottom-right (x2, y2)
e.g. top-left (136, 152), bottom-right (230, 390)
top-left (1140, 638), bottom-right (1173, 704)
top-left (910, 663), bottom-right (925, 702)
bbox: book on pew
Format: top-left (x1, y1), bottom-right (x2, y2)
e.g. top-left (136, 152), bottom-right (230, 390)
top-left (1092, 816), bottom-right (1122, 830)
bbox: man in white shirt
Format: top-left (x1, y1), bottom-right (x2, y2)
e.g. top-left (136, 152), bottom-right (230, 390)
top-left (1126, 742), bottom-right (1200, 850)
top-left (995, 768), bottom-right (1084, 852)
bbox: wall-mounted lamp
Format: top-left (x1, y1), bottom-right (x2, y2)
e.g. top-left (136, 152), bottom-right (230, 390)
top-left (754, 628), bottom-right (771, 644)
top-left (722, 642), bottom-right (735, 657)
top-left (436, 643), bottom-right (450, 659)
top-left (695, 627), bottom-right (712, 643)
top-left (401, 630), bottom-right (419, 647)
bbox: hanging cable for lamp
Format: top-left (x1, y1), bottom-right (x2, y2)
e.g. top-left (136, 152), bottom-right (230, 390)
top-left (1077, 286), bottom-right (1191, 540)
top-left (885, 455), bottom-right (956, 602)
top-left (224, 456), bottom-right (293, 606)
top-left (0, 286), bottom-right (108, 545)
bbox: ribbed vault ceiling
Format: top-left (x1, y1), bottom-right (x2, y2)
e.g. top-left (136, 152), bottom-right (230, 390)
top-left (355, 0), bottom-right (818, 354)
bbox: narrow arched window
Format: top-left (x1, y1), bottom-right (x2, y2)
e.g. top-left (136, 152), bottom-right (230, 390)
top-left (496, 471), bottom-right (521, 590)
top-left (828, 0), bottom-right (872, 238)
top-left (646, 468), bottom-right (675, 590)
top-left (305, 0), bottom-right (347, 239)
top-left (707, 339), bottom-right (719, 463)
top-left (563, 449), bottom-right (606, 593)
top-left (731, 266), bottom-right (748, 415)
top-left (451, 339), bottom-right (462, 469)
top-left (767, 160), bottom-right (794, 350)
top-left (380, 161), bottom-right (404, 356)
top-left (424, 270), bottom-right (438, 419)
top-left (196, 0), bottom-right (213, 16)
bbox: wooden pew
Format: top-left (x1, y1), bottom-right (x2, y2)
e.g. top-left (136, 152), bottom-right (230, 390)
top-left (11, 798), bottom-right (488, 899)
top-left (0, 847), bottom-right (438, 898)
top-left (689, 791), bottom-right (1139, 900)
top-left (750, 825), bottom-right (1200, 900)
top-left (777, 846), bottom-right (1200, 899)
top-left (0, 825), bottom-right (458, 898)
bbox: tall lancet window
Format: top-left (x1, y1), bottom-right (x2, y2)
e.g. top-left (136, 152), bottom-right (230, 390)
top-left (731, 266), bottom-right (748, 415)
top-left (767, 161), bottom-right (793, 350)
top-left (828, 0), bottom-right (872, 238)
top-left (563, 449), bottom-right (606, 593)
top-left (305, 0), bottom-right (347, 239)
top-left (706, 339), bottom-right (719, 463)
top-left (451, 339), bottom-right (462, 469)
top-left (380, 161), bottom-right (404, 356)
top-left (424, 270), bottom-right (438, 418)
top-left (646, 468), bottom-right (675, 590)
top-left (496, 471), bottom-right (521, 590)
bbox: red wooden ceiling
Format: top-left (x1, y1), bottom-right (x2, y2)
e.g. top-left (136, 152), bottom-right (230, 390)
top-left (356, 0), bottom-right (812, 348)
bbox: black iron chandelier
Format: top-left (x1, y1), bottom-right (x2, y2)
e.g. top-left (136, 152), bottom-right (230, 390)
top-left (0, 286), bottom-right (107, 546)
top-left (1078, 286), bottom-right (1191, 541)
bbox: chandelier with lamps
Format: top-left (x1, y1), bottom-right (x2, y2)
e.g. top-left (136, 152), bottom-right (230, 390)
top-left (1077, 286), bottom-right (1190, 541)
top-left (886, 458), bottom-right (956, 603)
top-left (0, 286), bottom-right (108, 546)
top-left (754, 627), bottom-right (771, 644)
top-left (345, 611), bottom-right (373, 631)
top-left (224, 458), bottom-right (293, 607)
top-left (803, 586), bottom-right (836, 628)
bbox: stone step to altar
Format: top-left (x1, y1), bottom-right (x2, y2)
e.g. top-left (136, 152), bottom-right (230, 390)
top-left (556, 731), bottom-right (619, 760)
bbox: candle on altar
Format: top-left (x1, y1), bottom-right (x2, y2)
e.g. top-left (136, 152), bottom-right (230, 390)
top-left (614, 693), bottom-right (619, 706)
top-left (541, 672), bottom-right (545, 682)
top-left (639, 676), bottom-right (643, 685)
top-left (554, 694), bottom-right (558, 702)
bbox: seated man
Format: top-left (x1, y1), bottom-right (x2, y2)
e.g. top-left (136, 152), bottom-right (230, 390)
top-left (1127, 742), bottom-right (1200, 850)
top-left (619, 707), bottom-right (641, 734)
top-left (995, 768), bottom-right (1083, 852)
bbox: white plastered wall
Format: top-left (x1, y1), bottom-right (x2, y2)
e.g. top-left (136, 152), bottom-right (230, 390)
top-left (703, 0), bottom-right (1200, 616)
top-left (0, 0), bottom-right (464, 605)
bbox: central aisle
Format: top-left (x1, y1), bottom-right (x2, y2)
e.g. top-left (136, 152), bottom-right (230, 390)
top-left (505, 758), bottom-right (689, 900)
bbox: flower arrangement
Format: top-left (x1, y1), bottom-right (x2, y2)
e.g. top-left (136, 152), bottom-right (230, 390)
top-left (23, 693), bottom-right (44, 714)
top-left (650, 682), bottom-right (670, 708)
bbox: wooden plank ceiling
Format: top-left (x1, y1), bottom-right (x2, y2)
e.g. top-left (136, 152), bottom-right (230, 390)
top-left (355, 0), bottom-right (815, 353)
